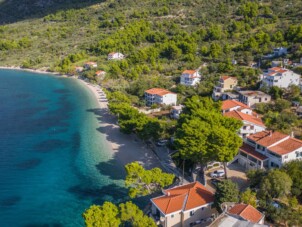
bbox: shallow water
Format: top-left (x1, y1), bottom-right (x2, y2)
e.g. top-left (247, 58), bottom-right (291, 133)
top-left (0, 70), bottom-right (126, 226)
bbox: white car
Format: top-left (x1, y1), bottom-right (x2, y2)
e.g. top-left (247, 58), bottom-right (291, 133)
top-left (156, 140), bottom-right (168, 146)
top-left (210, 169), bottom-right (225, 178)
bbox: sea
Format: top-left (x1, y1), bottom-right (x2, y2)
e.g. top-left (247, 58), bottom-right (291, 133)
top-left (0, 69), bottom-right (127, 226)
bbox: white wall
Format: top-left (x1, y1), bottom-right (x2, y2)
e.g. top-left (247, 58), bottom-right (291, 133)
top-left (161, 94), bottom-right (177, 105)
top-left (263, 71), bottom-right (300, 88)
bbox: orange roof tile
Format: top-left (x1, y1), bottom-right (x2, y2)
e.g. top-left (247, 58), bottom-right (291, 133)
top-left (248, 131), bottom-right (289, 147)
top-left (145, 88), bottom-right (175, 96)
top-left (221, 100), bottom-right (249, 111)
top-left (182, 70), bottom-right (196, 75)
top-left (95, 70), bottom-right (105, 75)
top-left (224, 110), bottom-right (265, 127)
top-left (228, 204), bottom-right (263, 223)
top-left (268, 137), bottom-right (302, 155)
top-left (240, 143), bottom-right (268, 161)
top-left (221, 76), bottom-right (237, 81)
top-left (152, 182), bottom-right (214, 215)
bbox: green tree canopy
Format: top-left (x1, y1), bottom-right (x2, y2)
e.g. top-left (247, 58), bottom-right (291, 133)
top-left (240, 188), bottom-right (257, 207)
top-left (282, 160), bottom-right (302, 200)
top-left (83, 201), bottom-right (156, 227)
top-left (125, 162), bottom-right (174, 198)
top-left (215, 180), bottom-right (239, 211)
top-left (175, 96), bottom-right (242, 176)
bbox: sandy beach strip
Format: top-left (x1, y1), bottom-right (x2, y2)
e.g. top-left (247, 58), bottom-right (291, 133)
top-left (78, 79), bottom-right (163, 169)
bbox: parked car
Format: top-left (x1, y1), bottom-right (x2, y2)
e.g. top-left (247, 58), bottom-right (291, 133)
top-left (210, 169), bottom-right (225, 178)
top-left (156, 139), bottom-right (168, 146)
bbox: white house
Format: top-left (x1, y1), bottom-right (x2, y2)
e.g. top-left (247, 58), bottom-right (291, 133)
top-left (221, 100), bottom-right (252, 114)
top-left (75, 66), bottom-right (84, 73)
top-left (262, 67), bottom-right (300, 89)
top-left (238, 90), bottom-right (271, 108)
top-left (84, 62), bottom-right (98, 69)
top-left (108, 52), bottom-right (124, 60)
top-left (151, 182), bottom-right (216, 227)
top-left (236, 131), bottom-right (302, 170)
top-left (211, 203), bottom-right (267, 227)
top-left (95, 70), bottom-right (106, 77)
top-left (224, 110), bottom-right (266, 138)
top-left (145, 88), bottom-right (177, 106)
top-left (180, 70), bottom-right (201, 86)
top-left (273, 47), bottom-right (287, 57)
top-left (170, 105), bottom-right (183, 119)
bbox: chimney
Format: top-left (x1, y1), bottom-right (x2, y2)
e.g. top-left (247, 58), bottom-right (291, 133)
top-left (269, 131), bottom-right (272, 137)
top-left (291, 131), bottom-right (294, 138)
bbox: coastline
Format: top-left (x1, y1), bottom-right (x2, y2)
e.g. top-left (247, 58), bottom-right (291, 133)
top-left (0, 66), bottom-right (162, 169)
top-left (77, 79), bottom-right (162, 169)
top-left (0, 66), bottom-right (69, 77)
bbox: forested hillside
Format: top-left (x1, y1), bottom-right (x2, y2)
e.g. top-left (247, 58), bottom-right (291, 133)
top-left (0, 0), bottom-right (302, 96)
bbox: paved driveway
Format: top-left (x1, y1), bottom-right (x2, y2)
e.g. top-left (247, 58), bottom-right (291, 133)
top-left (204, 162), bottom-right (249, 192)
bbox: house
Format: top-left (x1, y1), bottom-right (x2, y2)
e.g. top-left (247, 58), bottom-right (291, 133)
top-left (180, 70), bottom-right (201, 86)
top-left (145, 88), bottom-right (177, 106)
top-left (151, 182), bottom-right (216, 227)
top-left (210, 203), bottom-right (266, 227)
top-left (261, 67), bottom-right (300, 89)
top-left (227, 204), bottom-right (265, 224)
top-left (272, 47), bottom-right (288, 57)
top-left (224, 110), bottom-right (266, 138)
top-left (221, 92), bottom-right (239, 101)
top-left (95, 70), bottom-right (106, 77)
top-left (238, 90), bottom-right (271, 108)
top-left (75, 66), bottom-right (84, 73)
top-left (84, 62), bottom-right (98, 69)
top-left (108, 52), bottom-right (124, 60)
top-left (170, 105), bottom-right (183, 119)
top-left (221, 100), bottom-right (251, 114)
top-left (236, 130), bottom-right (302, 170)
top-left (212, 76), bottom-right (238, 101)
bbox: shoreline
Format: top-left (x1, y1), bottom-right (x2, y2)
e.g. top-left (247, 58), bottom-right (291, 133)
top-left (0, 66), bottom-right (69, 77)
top-left (77, 79), bottom-right (163, 169)
top-left (0, 66), bottom-right (162, 169)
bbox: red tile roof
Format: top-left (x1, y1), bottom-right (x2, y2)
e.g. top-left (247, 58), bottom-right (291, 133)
top-left (85, 61), bottom-right (97, 65)
top-left (152, 182), bottom-right (214, 215)
top-left (182, 70), bottom-right (196, 75)
top-left (224, 110), bottom-right (265, 127)
top-left (221, 76), bottom-right (237, 81)
top-left (95, 70), bottom-right (105, 75)
top-left (270, 67), bottom-right (287, 73)
top-left (240, 143), bottom-right (268, 161)
top-left (145, 88), bottom-right (175, 96)
top-left (228, 204), bottom-right (263, 223)
top-left (248, 131), bottom-right (289, 147)
top-left (268, 137), bottom-right (302, 155)
top-left (222, 100), bottom-right (249, 111)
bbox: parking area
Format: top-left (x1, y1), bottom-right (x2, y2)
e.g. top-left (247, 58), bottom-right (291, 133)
top-left (204, 162), bottom-right (248, 192)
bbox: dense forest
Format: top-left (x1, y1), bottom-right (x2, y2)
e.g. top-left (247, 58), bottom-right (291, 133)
top-left (1, 0), bottom-right (302, 134)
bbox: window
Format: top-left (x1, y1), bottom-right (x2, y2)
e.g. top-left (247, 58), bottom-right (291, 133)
top-left (171, 214), bottom-right (174, 218)
top-left (190, 210), bottom-right (195, 216)
top-left (284, 155), bottom-right (288, 159)
top-left (201, 207), bottom-right (205, 211)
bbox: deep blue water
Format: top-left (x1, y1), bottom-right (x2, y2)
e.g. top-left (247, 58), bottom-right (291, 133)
top-left (0, 70), bottom-right (126, 227)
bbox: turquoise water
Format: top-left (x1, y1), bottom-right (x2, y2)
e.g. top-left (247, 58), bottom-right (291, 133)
top-left (0, 70), bottom-right (126, 227)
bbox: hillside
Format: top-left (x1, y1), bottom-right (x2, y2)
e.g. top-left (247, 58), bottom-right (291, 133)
top-left (0, 0), bottom-right (302, 96)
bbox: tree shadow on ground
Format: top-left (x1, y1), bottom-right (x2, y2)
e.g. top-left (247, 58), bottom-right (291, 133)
top-left (0, 0), bottom-right (104, 24)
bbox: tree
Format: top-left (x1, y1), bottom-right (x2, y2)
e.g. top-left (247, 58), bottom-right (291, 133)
top-left (269, 86), bottom-right (283, 99)
top-left (82, 201), bottom-right (156, 227)
top-left (175, 96), bottom-right (242, 178)
top-left (282, 160), bottom-right (302, 200)
top-left (82, 202), bottom-right (121, 227)
top-left (240, 188), bottom-right (257, 207)
top-left (258, 169), bottom-right (292, 201)
top-left (119, 201), bottom-right (156, 227)
top-left (125, 162), bottom-right (174, 198)
top-left (215, 180), bottom-right (239, 210)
